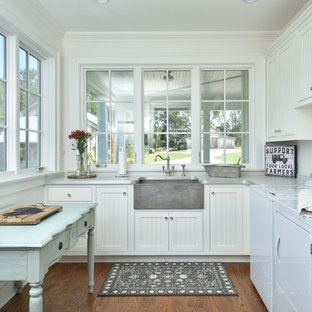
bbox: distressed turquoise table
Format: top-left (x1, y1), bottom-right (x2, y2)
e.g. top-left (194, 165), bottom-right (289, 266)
top-left (0, 203), bottom-right (96, 312)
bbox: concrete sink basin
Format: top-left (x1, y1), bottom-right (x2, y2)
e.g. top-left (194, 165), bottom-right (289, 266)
top-left (134, 176), bottom-right (203, 209)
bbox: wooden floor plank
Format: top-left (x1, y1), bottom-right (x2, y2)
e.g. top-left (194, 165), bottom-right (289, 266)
top-left (0, 263), bottom-right (267, 312)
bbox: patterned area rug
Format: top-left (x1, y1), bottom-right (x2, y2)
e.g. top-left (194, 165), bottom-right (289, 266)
top-left (98, 262), bottom-right (238, 296)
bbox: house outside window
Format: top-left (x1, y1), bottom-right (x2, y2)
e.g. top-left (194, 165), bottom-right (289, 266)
top-left (143, 70), bottom-right (192, 164)
top-left (19, 47), bottom-right (42, 168)
top-left (0, 33), bottom-right (6, 171)
top-left (86, 70), bottom-right (135, 165)
top-left (200, 70), bottom-right (249, 164)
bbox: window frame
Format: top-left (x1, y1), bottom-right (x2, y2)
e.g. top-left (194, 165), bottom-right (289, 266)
top-left (200, 68), bottom-right (251, 165)
top-left (0, 31), bottom-right (7, 172)
top-left (81, 64), bottom-right (254, 171)
top-left (19, 44), bottom-right (42, 169)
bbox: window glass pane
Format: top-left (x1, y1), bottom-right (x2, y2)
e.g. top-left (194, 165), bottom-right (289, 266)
top-left (86, 71), bottom-right (109, 101)
top-left (144, 133), bottom-right (167, 164)
top-left (20, 130), bottom-right (27, 169)
top-left (168, 102), bottom-right (191, 132)
top-left (201, 70), bottom-right (224, 101)
top-left (0, 81), bottom-right (6, 125)
top-left (20, 90), bottom-right (27, 129)
top-left (144, 71), bottom-right (167, 101)
top-left (28, 131), bottom-right (40, 168)
top-left (0, 34), bottom-right (5, 80)
top-left (29, 54), bottom-right (40, 94)
top-left (0, 128), bottom-right (5, 171)
top-left (144, 102), bottom-right (167, 132)
top-left (168, 70), bottom-right (191, 101)
top-left (112, 102), bottom-right (134, 133)
top-left (168, 134), bottom-right (191, 164)
top-left (29, 94), bottom-right (40, 131)
top-left (201, 133), bottom-right (224, 164)
top-left (95, 133), bottom-right (110, 164)
top-left (87, 102), bottom-right (110, 132)
top-left (225, 102), bottom-right (249, 132)
top-left (112, 134), bottom-right (134, 164)
top-left (225, 134), bottom-right (249, 164)
top-left (111, 71), bottom-right (134, 102)
top-left (19, 48), bottom-right (27, 89)
top-left (201, 102), bottom-right (224, 133)
top-left (226, 70), bottom-right (249, 100)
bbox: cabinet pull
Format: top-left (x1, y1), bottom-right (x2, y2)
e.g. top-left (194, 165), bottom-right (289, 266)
top-left (123, 192), bottom-right (127, 196)
top-left (170, 216), bottom-right (173, 220)
top-left (310, 86), bottom-right (312, 91)
top-left (310, 243), bottom-right (312, 255)
top-left (164, 216), bottom-right (168, 220)
top-left (66, 193), bottom-right (71, 198)
top-left (58, 242), bottom-right (63, 250)
top-left (211, 192), bottom-right (215, 195)
top-left (84, 220), bottom-right (88, 227)
top-left (276, 237), bottom-right (281, 262)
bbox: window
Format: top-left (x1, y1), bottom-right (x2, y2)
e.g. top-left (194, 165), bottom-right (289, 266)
top-left (19, 47), bottom-right (41, 168)
top-left (200, 70), bottom-right (249, 164)
top-left (86, 70), bottom-right (135, 165)
top-left (0, 33), bottom-right (6, 171)
top-left (143, 70), bottom-right (191, 164)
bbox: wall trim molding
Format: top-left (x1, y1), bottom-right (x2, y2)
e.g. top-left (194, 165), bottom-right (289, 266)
top-left (63, 31), bottom-right (280, 43)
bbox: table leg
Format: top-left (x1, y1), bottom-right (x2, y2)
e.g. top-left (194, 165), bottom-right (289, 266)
top-left (87, 226), bottom-right (95, 293)
top-left (29, 281), bottom-right (43, 312)
top-left (15, 281), bottom-right (23, 294)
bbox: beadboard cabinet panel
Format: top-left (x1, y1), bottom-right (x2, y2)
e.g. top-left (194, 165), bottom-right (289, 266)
top-left (96, 187), bottom-right (129, 253)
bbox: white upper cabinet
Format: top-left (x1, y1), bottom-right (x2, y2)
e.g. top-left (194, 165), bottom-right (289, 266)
top-left (298, 20), bottom-right (312, 107)
top-left (266, 37), bottom-right (295, 140)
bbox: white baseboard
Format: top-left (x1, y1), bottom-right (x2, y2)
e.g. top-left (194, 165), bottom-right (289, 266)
top-left (61, 255), bottom-right (250, 263)
top-left (0, 281), bottom-right (16, 309)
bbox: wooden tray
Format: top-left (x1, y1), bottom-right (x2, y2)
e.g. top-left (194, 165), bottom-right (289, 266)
top-left (67, 174), bottom-right (97, 179)
top-left (0, 204), bottom-right (63, 225)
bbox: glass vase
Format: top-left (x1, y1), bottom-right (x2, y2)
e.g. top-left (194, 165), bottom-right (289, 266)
top-left (76, 150), bottom-right (87, 176)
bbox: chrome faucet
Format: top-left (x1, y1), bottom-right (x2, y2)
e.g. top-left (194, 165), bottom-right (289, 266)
top-left (154, 154), bottom-right (174, 176)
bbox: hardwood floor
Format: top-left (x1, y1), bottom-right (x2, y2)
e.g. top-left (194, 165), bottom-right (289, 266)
top-left (0, 263), bottom-right (267, 312)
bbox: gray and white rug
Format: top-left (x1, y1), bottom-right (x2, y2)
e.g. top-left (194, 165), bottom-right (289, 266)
top-left (98, 262), bottom-right (238, 296)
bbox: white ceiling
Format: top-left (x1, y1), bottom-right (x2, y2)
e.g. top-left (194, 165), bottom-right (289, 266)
top-left (35, 0), bottom-right (309, 32)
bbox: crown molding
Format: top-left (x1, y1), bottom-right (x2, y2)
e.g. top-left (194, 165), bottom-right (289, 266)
top-left (63, 31), bottom-right (280, 44)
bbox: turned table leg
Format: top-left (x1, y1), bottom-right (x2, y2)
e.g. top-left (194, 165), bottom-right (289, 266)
top-left (29, 282), bottom-right (43, 312)
top-left (87, 226), bottom-right (95, 293)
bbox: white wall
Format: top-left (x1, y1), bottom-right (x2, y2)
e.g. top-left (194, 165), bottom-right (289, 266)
top-left (295, 141), bottom-right (312, 176)
top-left (61, 31), bottom-right (278, 172)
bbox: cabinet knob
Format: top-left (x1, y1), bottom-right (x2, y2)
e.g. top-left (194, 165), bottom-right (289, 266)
top-left (164, 216), bottom-right (168, 220)
top-left (211, 192), bottom-right (215, 195)
top-left (170, 216), bottom-right (173, 220)
top-left (123, 192), bottom-right (127, 196)
top-left (66, 193), bottom-right (71, 198)
top-left (310, 86), bottom-right (312, 91)
top-left (58, 242), bottom-right (63, 250)
top-left (84, 220), bottom-right (88, 227)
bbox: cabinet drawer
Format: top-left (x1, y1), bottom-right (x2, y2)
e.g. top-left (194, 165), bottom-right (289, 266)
top-left (48, 230), bottom-right (70, 264)
top-left (46, 187), bottom-right (92, 202)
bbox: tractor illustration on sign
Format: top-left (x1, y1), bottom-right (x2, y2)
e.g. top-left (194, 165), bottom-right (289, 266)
top-left (272, 154), bottom-right (288, 164)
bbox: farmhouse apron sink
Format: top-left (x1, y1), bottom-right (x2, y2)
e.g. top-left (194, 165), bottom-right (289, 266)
top-left (134, 177), bottom-right (204, 209)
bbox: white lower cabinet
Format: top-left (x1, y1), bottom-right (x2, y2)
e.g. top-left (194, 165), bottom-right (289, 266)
top-left (209, 186), bottom-right (248, 254)
top-left (96, 187), bottom-right (130, 253)
top-left (134, 211), bottom-right (203, 253)
top-left (274, 203), bottom-right (312, 312)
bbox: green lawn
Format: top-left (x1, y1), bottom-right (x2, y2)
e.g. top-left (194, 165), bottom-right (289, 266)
top-left (216, 152), bottom-right (241, 163)
top-left (144, 150), bottom-right (191, 164)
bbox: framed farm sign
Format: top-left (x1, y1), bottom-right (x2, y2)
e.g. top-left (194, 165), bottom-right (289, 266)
top-left (265, 145), bottom-right (297, 178)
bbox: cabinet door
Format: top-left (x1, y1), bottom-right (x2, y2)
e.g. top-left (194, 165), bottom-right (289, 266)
top-left (96, 187), bottom-right (128, 252)
top-left (210, 187), bottom-right (244, 252)
top-left (135, 212), bottom-right (168, 252)
top-left (169, 212), bottom-right (203, 252)
top-left (274, 211), bottom-right (312, 312)
top-left (298, 21), bottom-right (312, 104)
top-left (250, 190), bottom-right (273, 312)
top-left (267, 53), bottom-right (280, 138)
top-left (279, 40), bottom-right (295, 137)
